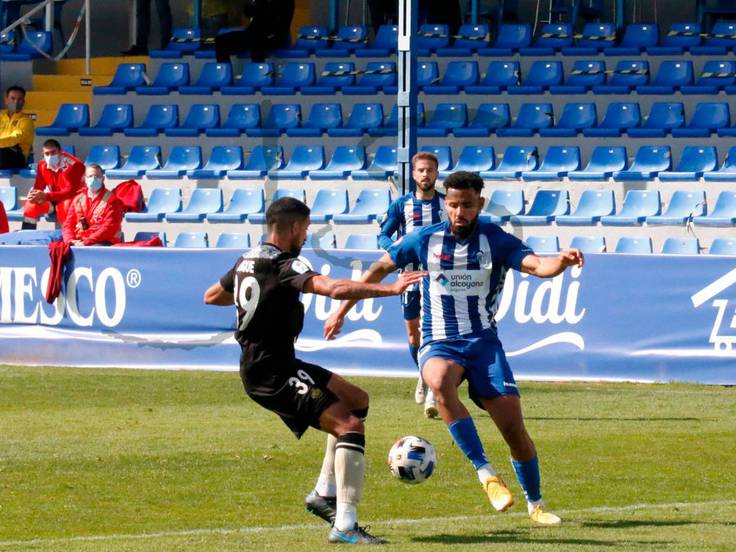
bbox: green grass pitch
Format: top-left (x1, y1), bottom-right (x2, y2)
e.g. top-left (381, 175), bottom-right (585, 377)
top-left (1, 365), bottom-right (734, 551)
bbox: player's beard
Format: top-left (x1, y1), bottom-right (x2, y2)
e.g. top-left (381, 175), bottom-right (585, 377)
top-left (450, 215), bottom-right (478, 240)
top-left (416, 180), bottom-right (435, 193)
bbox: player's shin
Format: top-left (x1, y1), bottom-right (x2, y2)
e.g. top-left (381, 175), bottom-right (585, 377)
top-left (315, 434), bottom-right (337, 497)
top-left (448, 417), bottom-right (496, 482)
top-left (511, 455), bottom-right (541, 503)
top-left (334, 432), bottom-right (366, 532)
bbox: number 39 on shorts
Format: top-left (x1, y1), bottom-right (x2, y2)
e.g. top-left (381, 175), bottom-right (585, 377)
top-left (233, 276), bottom-right (261, 330)
top-left (288, 369), bottom-right (315, 395)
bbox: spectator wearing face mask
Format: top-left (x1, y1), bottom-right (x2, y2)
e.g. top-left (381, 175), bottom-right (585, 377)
top-left (0, 85), bottom-right (34, 170)
top-left (62, 164), bottom-right (124, 246)
top-left (22, 139), bottom-right (85, 230)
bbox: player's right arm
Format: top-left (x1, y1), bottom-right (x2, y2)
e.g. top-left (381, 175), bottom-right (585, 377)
top-left (303, 265), bottom-right (422, 301)
top-left (377, 200), bottom-right (402, 250)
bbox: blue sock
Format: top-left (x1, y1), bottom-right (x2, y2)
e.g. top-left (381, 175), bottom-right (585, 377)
top-left (448, 418), bottom-right (489, 470)
top-left (511, 455), bottom-right (541, 502)
top-left (408, 344), bottom-right (419, 368)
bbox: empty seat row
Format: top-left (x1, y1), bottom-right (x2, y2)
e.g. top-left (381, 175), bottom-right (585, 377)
top-left (132, 231), bottom-right (343, 249)
top-left (0, 29), bottom-right (52, 61)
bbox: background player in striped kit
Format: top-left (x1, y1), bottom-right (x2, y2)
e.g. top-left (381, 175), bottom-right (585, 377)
top-left (378, 152), bottom-right (446, 418)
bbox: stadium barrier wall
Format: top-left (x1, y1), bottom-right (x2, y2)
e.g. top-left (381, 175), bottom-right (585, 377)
top-left (0, 245), bottom-right (734, 384)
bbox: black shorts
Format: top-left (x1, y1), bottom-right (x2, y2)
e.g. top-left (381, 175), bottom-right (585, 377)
top-left (241, 357), bottom-right (338, 439)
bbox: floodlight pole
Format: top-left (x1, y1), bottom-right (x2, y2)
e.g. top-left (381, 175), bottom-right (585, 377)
top-left (397, 0), bottom-right (418, 195)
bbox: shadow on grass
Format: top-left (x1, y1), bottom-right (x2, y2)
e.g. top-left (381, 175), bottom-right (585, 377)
top-left (412, 530), bottom-right (673, 546)
top-left (581, 519), bottom-right (698, 529)
top-left (526, 417), bottom-right (702, 422)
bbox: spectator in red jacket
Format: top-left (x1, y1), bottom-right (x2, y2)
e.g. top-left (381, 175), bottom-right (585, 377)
top-left (0, 199), bottom-right (8, 234)
top-left (22, 139), bottom-right (85, 230)
top-left (62, 164), bottom-right (124, 246)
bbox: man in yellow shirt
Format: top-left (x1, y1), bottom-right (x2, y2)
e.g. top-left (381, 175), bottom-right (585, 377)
top-left (0, 86), bottom-right (34, 169)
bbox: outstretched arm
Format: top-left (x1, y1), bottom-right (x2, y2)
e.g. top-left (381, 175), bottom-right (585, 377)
top-left (520, 248), bottom-right (584, 278)
top-left (303, 266), bottom-right (422, 301)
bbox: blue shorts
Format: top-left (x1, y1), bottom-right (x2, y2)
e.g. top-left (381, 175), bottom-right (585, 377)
top-left (401, 289), bottom-right (421, 321)
top-left (418, 336), bottom-right (519, 406)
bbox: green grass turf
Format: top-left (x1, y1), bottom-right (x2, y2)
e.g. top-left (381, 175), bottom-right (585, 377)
top-left (0, 365), bottom-right (734, 551)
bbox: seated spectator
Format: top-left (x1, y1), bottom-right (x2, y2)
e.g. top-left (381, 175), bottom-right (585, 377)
top-left (22, 139), bottom-right (85, 230)
top-left (0, 86), bottom-right (34, 170)
top-left (215, 0), bottom-right (294, 62)
top-left (62, 164), bottom-right (124, 246)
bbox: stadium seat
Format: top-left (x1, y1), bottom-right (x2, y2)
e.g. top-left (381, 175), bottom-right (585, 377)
top-left (420, 146), bottom-right (452, 172)
top-left (563, 22), bottom-right (616, 54)
top-left (437, 23), bottom-right (490, 55)
top-left (177, 62), bottom-right (230, 94)
top-left (287, 103), bottom-right (343, 137)
top-left (510, 190), bottom-right (569, 224)
top-left (709, 238), bottom-right (736, 255)
top-left (583, 102), bottom-right (641, 137)
top-left (0, 30), bottom-right (16, 55)
top-left (525, 236), bottom-right (560, 253)
top-left (189, 146), bottom-right (244, 179)
top-left (593, 60), bottom-right (650, 94)
top-left (208, 188), bottom-right (264, 222)
top-left (246, 104), bottom-right (301, 137)
top-left (479, 23), bottom-right (531, 55)
top-left (638, 61), bottom-right (694, 94)
top-left (136, 62), bottom-right (189, 94)
top-left (309, 189), bottom-right (349, 222)
top-left (0, 186), bottom-right (22, 220)
top-left (419, 103), bottom-right (467, 137)
top-left (509, 61), bottom-right (563, 94)
top-left (286, 25), bottom-right (328, 55)
top-left (454, 103), bottom-right (510, 137)
top-left (570, 236), bottom-right (607, 253)
top-left (36, 103), bottom-right (89, 136)
top-left (124, 104), bottom-right (178, 137)
top-left (7, 30), bottom-right (51, 60)
top-left (704, 146), bottom-right (736, 180)
top-left (606, 23), bottom-right (659, 54)
top-left (174, 232), bottom-right (209, 248)
top-left (601, 190), bottom-right (661, 225)
top-left (693, 191), bottom-right (736, 226)
top-left (650, 22), bottom-right (701, 54)
top-left (133, 231), bottom-right (167, 245)
top-left (358, 24), bottom-right (398, 57)
top-left (333, 189), bottom-right (391, 223)
top-left (614, 237), bottom-right (653, 254)
top-left (352, 146), bottom-right (397, 180)
top-left (465, 61), bottom-right (520, 94)
top-left (261, 62), bottom-right (315, 94)
top-left (166, 188), bottom-right (222, 222)
top-left (556, 190), bottom-right (615, 225)
top-left (525, 23), bottom-right (573, 53)
top-left (439, 146), bottom-right (495, 178)
top-left (84, 145), bottom-right (121, 170)
top-left (107, 145), bottom-right (162, 178)
top-left (662, 237), bottom-right (700, 255)
top-left (681, 61), bottom-right (736, 94)
top-left (268, 146), bottom-right (324, 179)
top-left (522, 146), bottom-right (581, 179)
top-left (310, 146), bottom-right (366, 179)
top-left (481, 146), bottom-right (538, 178)
top-left (425, 61), bottom-right (479, 94)
top-left (78, 104), bottom-right (133, 137)
top-left (147, 146), bottom-right (203, 178)
top-left (249, 189), bottom-right (305, 224)
top-left (304, 232), bottom-right (337, 249)
top-left (215, 232), bottom-right (251, 249)
top-left (328, 103), bottom-right (383, 137)
top-left (157, 27), bottom-right (201, 54)
top-left (672, 103), bottom-right (730, 138)
top-left (344, 234), bottom-right (379, 250)
top-left (316, 25), bottom-right (368, 56)
top-left (539, 103), bottom-right (597, 137)
top-left (659, 146), bottom-right (718, 180)
top-left (497, 103), bottom-right (553, 137)
top-left (627, 102), bottom-right (684, 138)
top-left (206, 104), bottom-right (260, 137)
top-left (417, 61), bottom-right (440, 90)
top-left (703, 21), bottom-right (736, 51)
top-left (165, 104), bottom-right (220, 137)
top-left (568, 146), bottom-right (627, 180)
top-left (647, 190), bottom-right (706, 225)
top-left (342, 61), bottom-right (396, 94)
top-left (614, 145), bottom-right (672, 180)
top-left (94, 63), bottom-right (147, 95)
top-left (481, 189), bottom-right (525, 223)
top-left (125, 187), bottom-right (181, 222)
top-left (228, 146), bottom-right (284, 179)
top-left (303, 62), bottom-right (356, 95)
top-left (550, 60), bottom-right (606, 94)
top-left (417, 23), bottom-right (450, 53)
top-left (222, 62), bottom-right (273, 95)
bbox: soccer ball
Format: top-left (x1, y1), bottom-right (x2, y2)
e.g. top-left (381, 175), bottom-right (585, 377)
top-left (387, 435), bottom-right (436, 484)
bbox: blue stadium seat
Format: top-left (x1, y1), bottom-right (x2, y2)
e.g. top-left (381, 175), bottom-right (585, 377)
top-left (539, 103), bottom-right (597, 137)
top-left (94, 63), bottom-right (147, 95)
top-left (304, 232), bottom-right (337, 249)
top-left (174, 232), bottom-right (209, 248)
top-left (107, 145), bottom-right (162, 178)
top-left (36, 104), bottom-right (89, 136)
top-left (509, 61), bottom-right (563, 94)
top-left (524, 23), bottom-right (573, 54)
top-left (693, 191), bottom-right (736, 226)
top-left (614, 146), bottom-right (671, 180)
top-left (261, 62), bottom-right (315, 94)
top-left (479, 23), bottom-right (531, 55)
top-left (14, 30), bottom-right (52, 59)
top-left (614, 237), bottom-right (653, 254)
top-left (309, 189), bottom-right (349, 222)
top-left (522, 146), bottom-right (581, 179)
top-left (638, 61), bottom-right (694, 94)
top-left (222, 62), bottom-right (273, 95)
top-left (125, 187), bottom-right (181, 222)
top-left (550, 60), bottom-right (606, 94)
top-left (682, 60), bottom-right (736, 94)
top-left (440, 146), bottom-right (495, 178)
top-left (510, 190), bottom-right (569, 224)
top-left (85, 145), bottom-right (121, 170)
top-left (480, 189), bottom-right (525, 223)
top-left (569, 236), bottom-right (607, 253)
top-left (563, 22), bottom-right (617, 54)
top-left (136, 62), bottom-right (189, 95)
top-left (328, 103), bottom-right (383, 137)
top-left (165, 104), bottom-right (220, 137)
top-left (583, 102), bottom-right (640, 137)
top-left (190, 146), bottom-right (244, 179)
top-left (672, 103), bottom-right (730, 138)
top-left (417, 23), bottom-right (450, 53)
top-left (426, 61), bottom-right (479, 95)
top-left (358, 24), bottom-right (398, 57)
top-left (481, 146), bottom-right (538, 179)
top-left (269, 146), bottom-right (325, 179)
top-left (249, 190), bottom-right (305, 225)
top-left (228, 146), bottom-right (284, 179)
top-left (206, 104), bottom-right (260, 137)
top-left (208, 189), bottom-right (264, 222)
top-left (420, 145), bottom-right (452, 172)
top-left (133, 231), bottom-right (167, 246)
top-left (216, 232), bottom-right (251, 249)
top-left (627, 103), bottom-right (684, 138)
top-left (147, 146), bottom-right (202, 178)
top-left (124, 104), bottom-right (178, 137)
top-left (568, 146), bottom-right (627, 180)
top-left (246, 104), bottom-right (301, 137)
top-left (601, 190), bottom-right (661, 225)
top-left (310, 146), bottom-right (366, 179)
top-left (704, 146), bottom-right (736, 181)
top-left (315, 25), bottom-right (368, 56)
top-left (606, 23), bottom-right (659, 54)
top-left (0, 186), bottom-right (22, 221)
top-left (704, 21), bottom-right (736, 51)
top-left (284, 25), bottom-right (328, 56)
top-left (0, 30), bottom-right (16, 55)
top-left (352, 146), bottom-right (397, 180)
top-left (437, 23), bottom-right (490, 55)
top-left (179, 62), bottom-right (232, 94)
top-left (167, 188), bottom-right (222, 222)
top-left (593, 60), bottom-right (649, 94)
top-left (647, 190), bottom-right (706, 225)
top-left (496, 103), bottom-right (553, 137)
top-left (659, 146), bottom-right (718, 180)
top-left (344, 234), bottom-right (379, 250)
top-left (368, 103), bottom-right (425, 137)
top-left (710, 238), bottom-right (736, 255)
top-left (303, 62), bottom-right (356, 95)
top-left (419, 103), bottom-right (467, 137)
top-left (417, 61), bottom-right (440, 90)
top-left (525, 236), bottom-right (560, 253)
top-left (162, 27), bottom-right (201, 54)
top-left (661, 237), bottom-right (700, 255)
top-left (466, 61), bottom-right (520, 94)
top-left (78, 104), bottom-right (133, 136)
top-left (287, 103), bottom-right (343, 137)
top-left (342, 61), bottom-right (396, 94)
top-left (455, 103), bottom-right (510, 137)
top-left (650, 22), bottom-right (701, 55)
top-left (333, 189), bottom-right (391, 223)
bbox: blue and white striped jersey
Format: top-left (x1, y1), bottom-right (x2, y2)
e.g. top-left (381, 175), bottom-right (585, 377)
top-left (377, 192), bottom-right (446, 251)
top-left (388, 220), bottom-right (534, 346)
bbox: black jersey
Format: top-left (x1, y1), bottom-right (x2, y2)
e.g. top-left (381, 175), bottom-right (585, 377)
top-left (219, 243), bottom-right (319, 370)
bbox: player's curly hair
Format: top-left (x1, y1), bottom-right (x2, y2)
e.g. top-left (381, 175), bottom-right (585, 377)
top-left (443, 171), bottom-right (484, 193)
top-left (266, 196), bottom-right (310, 231)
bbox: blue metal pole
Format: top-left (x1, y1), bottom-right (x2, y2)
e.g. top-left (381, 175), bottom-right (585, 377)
top-left (397, 0), bottom-right (419, 195)
top-left (192, 0), bottom-right (201, 28)
top-left (615, 0), bottom-right (624, 31)
top-left (330, 0), bottom-right (338, 34)
top-left (471, 0), bottom-right (478, 24)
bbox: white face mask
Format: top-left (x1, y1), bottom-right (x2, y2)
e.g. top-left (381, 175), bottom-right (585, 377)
top-left (44, 153), bottom-right (60, 168)
top-left (6, 101), bottom-right (22, 114)
top-left (86, 176), bottom-right (103, 194)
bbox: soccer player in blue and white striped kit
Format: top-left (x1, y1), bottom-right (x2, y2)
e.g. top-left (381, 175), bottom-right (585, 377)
top-left (378, 151), bottom-right (445, 418)
top-left (326, 171), bottom-right (584, 525)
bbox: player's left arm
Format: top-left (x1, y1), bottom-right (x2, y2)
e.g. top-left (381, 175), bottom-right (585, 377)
top-left (520, 248), bottom-right (585, 278)
top-left (204, 282), bottom-right (234, 305)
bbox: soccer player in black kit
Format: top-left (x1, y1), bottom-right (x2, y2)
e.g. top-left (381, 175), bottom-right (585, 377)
top-left (204, 197), bottom-right (424, 545)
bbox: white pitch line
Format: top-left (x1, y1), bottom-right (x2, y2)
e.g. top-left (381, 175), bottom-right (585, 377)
top-left (1, 499), bottom-right (734, 548)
